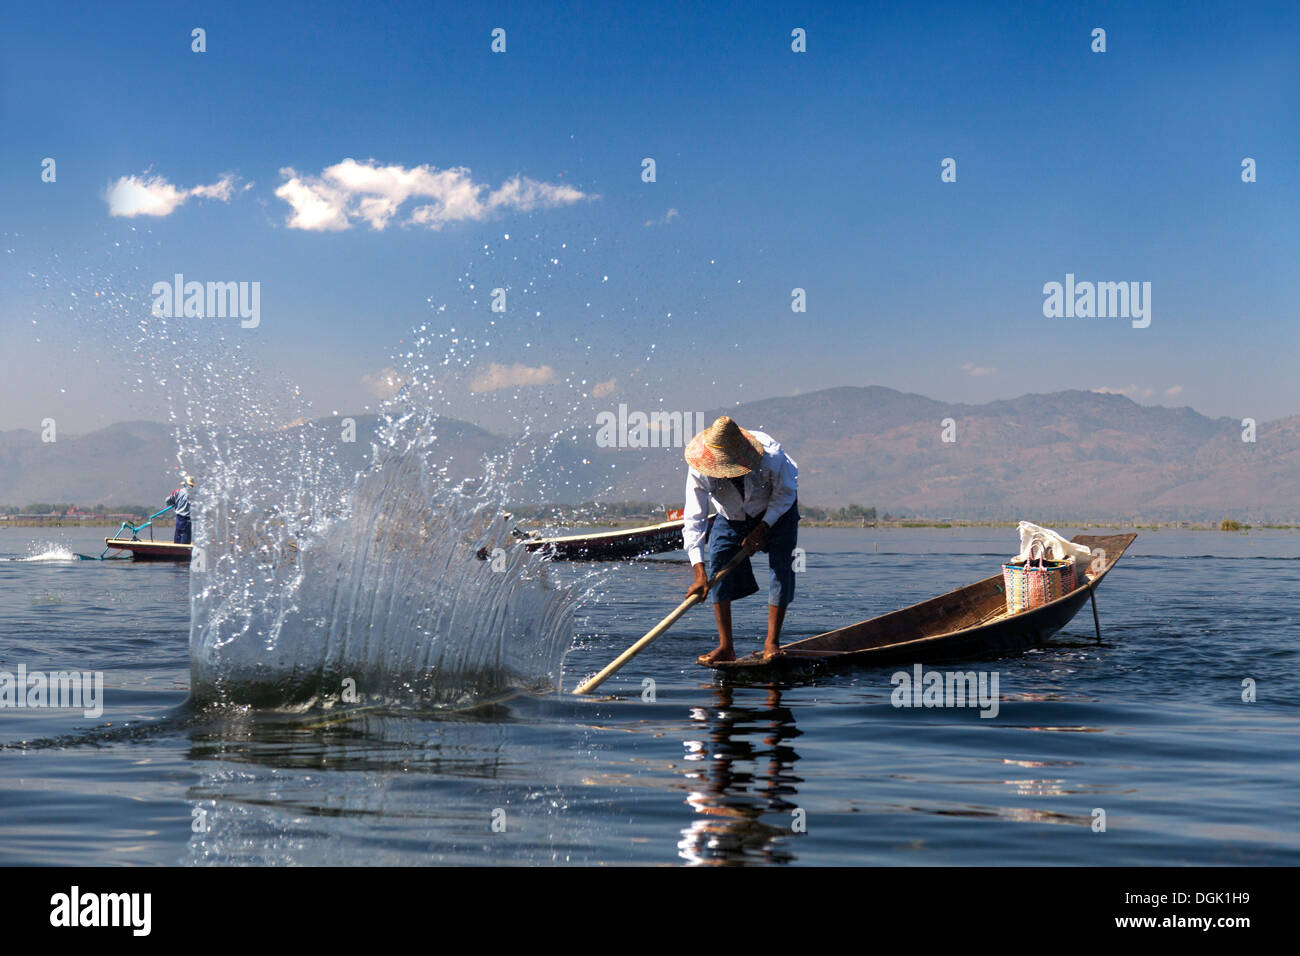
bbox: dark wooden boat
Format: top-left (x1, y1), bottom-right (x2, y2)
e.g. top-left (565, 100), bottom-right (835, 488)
top-left (523, 518), bottom-right (692, 561)
top-left (104, 537), bottom-right (193, 562)
top-left (703, 533), bottom-right (1137, 675)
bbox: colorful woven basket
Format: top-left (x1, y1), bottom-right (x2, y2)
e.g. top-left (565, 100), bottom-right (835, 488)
top-left (1002, 548), bottom-right (1076, 614)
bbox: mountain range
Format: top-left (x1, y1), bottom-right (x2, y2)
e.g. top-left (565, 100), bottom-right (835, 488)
top-left (1, 387), bottom-right (1295, 522)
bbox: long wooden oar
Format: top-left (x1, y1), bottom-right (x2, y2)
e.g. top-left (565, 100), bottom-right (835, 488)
top-left (572, 545), bottom-right (754, 695)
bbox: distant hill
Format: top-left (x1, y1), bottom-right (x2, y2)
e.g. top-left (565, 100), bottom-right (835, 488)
top-left (578, 387), bottom-right (1300, 523)
top-left (0, 415), bottom-right (503, 509)
top-left (1, 388), bottom-right (1295, 522)
top-left (0, 421), bottom-right (179, 507)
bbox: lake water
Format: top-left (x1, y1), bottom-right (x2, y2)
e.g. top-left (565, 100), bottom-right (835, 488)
top-left (0, 525), bottom-right (1296, 865)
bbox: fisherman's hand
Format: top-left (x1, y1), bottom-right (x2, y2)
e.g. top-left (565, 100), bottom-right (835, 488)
top-left (742, 522), bottom-right (770, 554)
top-left (686, 564), bottom-right (710, 602)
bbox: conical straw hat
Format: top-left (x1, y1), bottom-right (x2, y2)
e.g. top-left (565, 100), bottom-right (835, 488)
top-left (684, 416), bottom-right (764, 478)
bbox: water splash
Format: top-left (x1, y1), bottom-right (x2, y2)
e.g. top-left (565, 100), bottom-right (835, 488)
top-left (22, 233), bottom-right (614, 709)
top-left (189, 430), bottom-right (583, 708)
top-left (175, 310), bottom-right (611, 706)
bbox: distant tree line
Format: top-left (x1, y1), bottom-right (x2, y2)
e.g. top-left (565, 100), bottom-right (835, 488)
top-left (506, 501), bottom-right (884, 524)
top-left (799, 504), bottom-right (879, 523)
top-left (507, 501), bottom-right (664, 521)
top-left (0, 503), bottom-right (152, 516)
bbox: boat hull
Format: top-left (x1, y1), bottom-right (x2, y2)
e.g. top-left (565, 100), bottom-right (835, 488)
top-left (705, 533), bottom-right (1137, 675)
top-left (104, 537), bottom-right (193, 562)
top-left (524, 518), bottom-right (689, 561)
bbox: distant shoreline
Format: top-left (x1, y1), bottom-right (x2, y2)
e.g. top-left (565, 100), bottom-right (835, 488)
top-left (523, 518), bottom-right (1297, 532)
top-left (0, 518), bottom-right (171, 529)
top-left (4, 517), bottom-right (1292, 532)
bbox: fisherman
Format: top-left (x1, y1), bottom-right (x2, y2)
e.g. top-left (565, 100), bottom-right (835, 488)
top-left (165, 476), bottom-right (195, 545)
top-left (683, 416), bottom-right (799, 663)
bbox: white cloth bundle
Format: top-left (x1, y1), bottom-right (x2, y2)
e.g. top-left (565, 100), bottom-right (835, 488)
top-left (1014, 521), bottom-right (1092, 565)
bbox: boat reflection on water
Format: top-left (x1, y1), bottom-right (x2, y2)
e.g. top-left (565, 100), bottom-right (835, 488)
top-left (677, 685), bottom-right (804, 865)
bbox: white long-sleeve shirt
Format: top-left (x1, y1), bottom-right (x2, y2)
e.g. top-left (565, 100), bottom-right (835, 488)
top-left (683, 430), bottom-right (797, 565)
top-left (165, 486), bottom-right (191, 518)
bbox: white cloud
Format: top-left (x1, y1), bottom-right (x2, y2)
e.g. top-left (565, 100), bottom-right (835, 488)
top-left (1165, 385), bottom-right (1184, 398)
top-left (961, 362), bottom-right (997, 377)
top-left (486, 175), bottom-right (588, 212)
top-left (105, 172), bottom-right (238, 217)
top-left (469, 362), bottom-right (555, 394)
top-left (275, 159), bottom-right (594, 232)
top-left (362, 367), bottom-right (408, 399)
top-left (644, 207), bottom-right (679, 227)
top-left (275, 174), bottom-right (349, 231)
top-left (189, 177), bottom-right (237, 201)
top-left (591, 378), bottom-right (617, 398)
top-left (1094, 385), bottom-right (1155, 399)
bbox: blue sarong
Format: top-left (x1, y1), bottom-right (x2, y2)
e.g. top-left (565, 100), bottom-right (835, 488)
top-left (707, 501), bottom-right (799, 607)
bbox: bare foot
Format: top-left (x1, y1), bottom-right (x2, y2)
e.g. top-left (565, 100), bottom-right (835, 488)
top-left (697, 647), bottom-right (736, 665)
top-left (762, 643), bottom-right (784, 660)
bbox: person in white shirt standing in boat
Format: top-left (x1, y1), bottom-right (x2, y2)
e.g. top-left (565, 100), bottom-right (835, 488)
top-left (165, 476), bottom-right (195, 545)
top-left (683, 416), bottom-right (799, 663)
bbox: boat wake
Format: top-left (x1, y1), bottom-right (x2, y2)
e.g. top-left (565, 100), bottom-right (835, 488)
top-left (5, 544), bottom-right (79, 562)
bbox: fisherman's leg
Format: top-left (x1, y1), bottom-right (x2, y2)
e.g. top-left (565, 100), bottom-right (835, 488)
top-left (699, 514), bottom-right (758, 663)
top-left (765, 605), bottom-right (788, 657)
top-left (698, 601), bottom-right (735, 664)
top-left (764, 502), bottom-right (799, 657)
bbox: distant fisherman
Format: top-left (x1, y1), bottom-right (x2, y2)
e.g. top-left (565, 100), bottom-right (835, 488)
top-left (165, 476), bottom-right (195, 544)
top-left (683, 417), bottom-right (799, 663)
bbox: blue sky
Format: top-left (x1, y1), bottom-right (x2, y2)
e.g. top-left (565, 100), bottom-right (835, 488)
top-left (1, 0), bottom-right (1297, 434)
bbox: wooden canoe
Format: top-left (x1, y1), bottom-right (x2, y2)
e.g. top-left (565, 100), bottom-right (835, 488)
top-left (702, 533), bottom-right (1137, 674)
top-left (104, 537), bottom-right (193, 562)
top-left (524, 517), bottom-right (704, 561)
